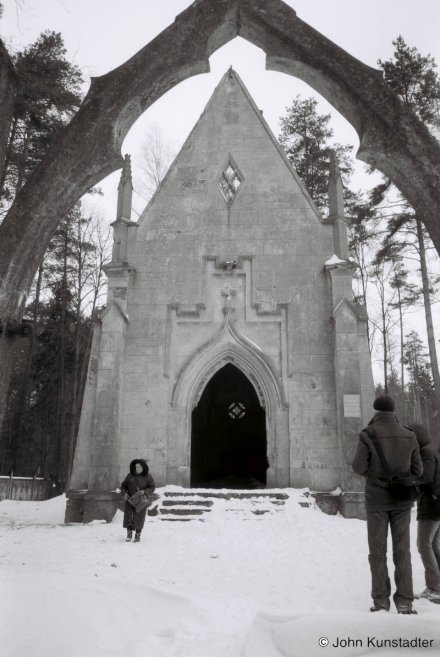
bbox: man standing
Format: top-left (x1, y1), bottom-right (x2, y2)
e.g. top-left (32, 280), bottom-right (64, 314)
top-left (352, 395), bottom-right (423, 614)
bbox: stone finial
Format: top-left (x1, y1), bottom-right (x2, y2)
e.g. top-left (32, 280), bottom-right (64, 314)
top-left (327, 150), bottom-right (348, 260)
top-left (109, 154), bottom-right (137, 265)
top-left (328, 150), bottom-right (344, 222)
top-left (116, 154), bottom-right (133, 221)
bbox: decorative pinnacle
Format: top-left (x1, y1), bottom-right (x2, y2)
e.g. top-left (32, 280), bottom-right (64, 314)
top-left (125, 154), bottom-right (132, 180)
top-left (118, 154), bottom-right (132, 190)
top-left (116, 154), bottom-right (133, 221)
top-left (328, 150), bottom-right (345, 222)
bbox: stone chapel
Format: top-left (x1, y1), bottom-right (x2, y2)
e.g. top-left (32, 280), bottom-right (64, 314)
top-left (65, 69), bottom-right (374, 523)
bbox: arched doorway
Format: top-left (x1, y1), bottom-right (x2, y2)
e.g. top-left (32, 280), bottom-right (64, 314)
top-left (190, 363), bottom-right (267, 488)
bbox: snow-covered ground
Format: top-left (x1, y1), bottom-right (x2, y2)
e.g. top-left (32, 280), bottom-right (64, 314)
top-left (1, 488), bottom-right (439, 657)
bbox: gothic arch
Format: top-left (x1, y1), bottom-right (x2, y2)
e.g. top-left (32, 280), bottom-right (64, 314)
top-left (3, 0), bottom-right (440, 323)
top-left (171, 316), bottom-right (287, 414)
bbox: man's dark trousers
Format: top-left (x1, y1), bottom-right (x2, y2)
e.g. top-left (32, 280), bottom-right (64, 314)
top-left (353, 411), bottom-right (422, 610)
top-left (367, 507), bottom-right (413, 609)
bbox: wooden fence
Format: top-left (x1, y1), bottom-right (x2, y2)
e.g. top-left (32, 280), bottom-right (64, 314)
top-left (0, 473), bottom-right (53, 501)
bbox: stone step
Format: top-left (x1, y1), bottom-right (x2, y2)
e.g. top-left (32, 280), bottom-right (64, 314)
top-left (163, 491), bottom-right (288, 500)
top-left (159, 507), bottom-right (211, 516)
top-left (148, 489), bottom-right (315, 522)
top-left (160, 517), bottom-right (204, 522)
top-left (146, 490), bottom-right (341, 521)
top-left (162, 500), bottom-right (214, 507)
top-left (148, 489), bottom-right (295, 521)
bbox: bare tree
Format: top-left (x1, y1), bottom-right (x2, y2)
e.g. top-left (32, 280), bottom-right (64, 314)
top-left (369, 262), bottom-right (399, 394)
top-left (349, 219), bottom-right (381, 352)
top-left (136, 123), bottom-right (178, 202)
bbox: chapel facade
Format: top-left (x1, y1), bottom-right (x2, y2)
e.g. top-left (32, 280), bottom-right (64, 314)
top-left (66, 69), bottom-right (374, 523)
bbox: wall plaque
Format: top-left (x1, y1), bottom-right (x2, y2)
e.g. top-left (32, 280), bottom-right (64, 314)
top-left (343, 394), bottom-right (361, 418)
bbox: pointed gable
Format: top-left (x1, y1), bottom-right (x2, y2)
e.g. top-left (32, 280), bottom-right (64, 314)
top-left (138, 68), bottom-right (321, 225)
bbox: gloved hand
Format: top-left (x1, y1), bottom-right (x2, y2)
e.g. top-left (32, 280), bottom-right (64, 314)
top-left (122, 492), bottom-right (129, 502)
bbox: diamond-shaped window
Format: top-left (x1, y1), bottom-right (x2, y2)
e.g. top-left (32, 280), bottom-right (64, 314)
top-left (219, 157), bottom-right (243, 203)
top-left (228, 402), bottom-right (245, 420)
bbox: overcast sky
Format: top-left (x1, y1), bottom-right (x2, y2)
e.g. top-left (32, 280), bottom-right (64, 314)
top-left (2, 0), bottom-right (440, 378)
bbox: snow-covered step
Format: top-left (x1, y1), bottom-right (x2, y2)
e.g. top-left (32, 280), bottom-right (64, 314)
top-left (148, 490), bottom-right (292, 521)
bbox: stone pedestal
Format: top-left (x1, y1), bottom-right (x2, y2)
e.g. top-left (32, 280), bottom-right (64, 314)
top-left (83, 491), bottom-right (121, 523)
top-left (340, 491), bottom-right (366, 520)
top-left (64, 490), bottom-right (86, 523)
top-left (312, 492), bottom-right (341, 516)
top-left (65, 490), bottom-right (121, 524)
top-left (311, 490), bottom-right (366, 519)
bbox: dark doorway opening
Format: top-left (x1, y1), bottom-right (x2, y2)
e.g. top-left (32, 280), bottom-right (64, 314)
top-left (191, 363), bottom-right (267, 488)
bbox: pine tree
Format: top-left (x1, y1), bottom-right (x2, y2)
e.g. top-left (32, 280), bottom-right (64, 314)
top-left (403, 331), bottom-right (439, 428)
top-left (278, 96), bottom-right (356, 216)
top-left (367, 37), bottom-right (440, 408)
top-left (0, 203), bottom-right (110, 482)
top-left (0, 31), bottom-right (83, 216)
top-left (278, 95), bottom-right (378, 344)
top-left (378, 35), bottom-right (440, 135)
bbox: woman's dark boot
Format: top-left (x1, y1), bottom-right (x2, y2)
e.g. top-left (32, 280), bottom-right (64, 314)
top-left (134, 531), bottom-right (141, 543)
top-left (126, 529), bottom-right (133, 542)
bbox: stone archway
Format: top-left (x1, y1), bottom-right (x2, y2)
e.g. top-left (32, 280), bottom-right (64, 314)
top-left (2, 0), bottom-right (440, 326)
top-left (190, 363), bottom-right (268, 487)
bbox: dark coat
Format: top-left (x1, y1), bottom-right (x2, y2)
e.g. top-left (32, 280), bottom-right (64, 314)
top-left (411, 425), bottom-right (440, 521)
top-left (120, 459), bottom-right (155, 531)
top-left (352, 412), bottom-right (423, 511)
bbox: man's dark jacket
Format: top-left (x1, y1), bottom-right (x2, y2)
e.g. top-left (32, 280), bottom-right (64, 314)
top-left (414, 430), bottom-right (440, 521)
top-left (352, 412), bottom-right (422, 510)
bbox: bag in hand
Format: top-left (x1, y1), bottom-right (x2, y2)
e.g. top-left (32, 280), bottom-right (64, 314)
top-left (129, 489), bottom-right (151, 513)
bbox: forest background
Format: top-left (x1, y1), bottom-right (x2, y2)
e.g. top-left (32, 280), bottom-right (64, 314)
top-left (1, 0), bottom-right (440, 490)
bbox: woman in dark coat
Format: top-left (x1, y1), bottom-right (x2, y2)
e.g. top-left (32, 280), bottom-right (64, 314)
top-left (409, 424), bottom-right (440, 602)
top-left (120, 459), bottom-right (155, 542)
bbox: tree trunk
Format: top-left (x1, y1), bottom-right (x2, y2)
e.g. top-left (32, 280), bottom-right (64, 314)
top-left (0, 115), bottom-right (18, 203)
top-left (11, 264), bottom-right (44, 472)
top-left (396, 284), bottom-right (406, 422)
top-left (15, 125), bottom-right (34, 194)
top-left (56, 235), bottom-right (68, 486)
top-left (33, 264), bottom-right (44, 326)
top-left (64, 337), bottom-right (79, 493)
top-left (357, 255), bottom-right (371, 350)
top-left (380, 293), bottom-right (388, 394)
top-left (416, 218), bottom-right (440, 408)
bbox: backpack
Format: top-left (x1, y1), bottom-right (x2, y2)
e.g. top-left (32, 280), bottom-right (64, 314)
top-left (362, 427), bottom-right (420, 503)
